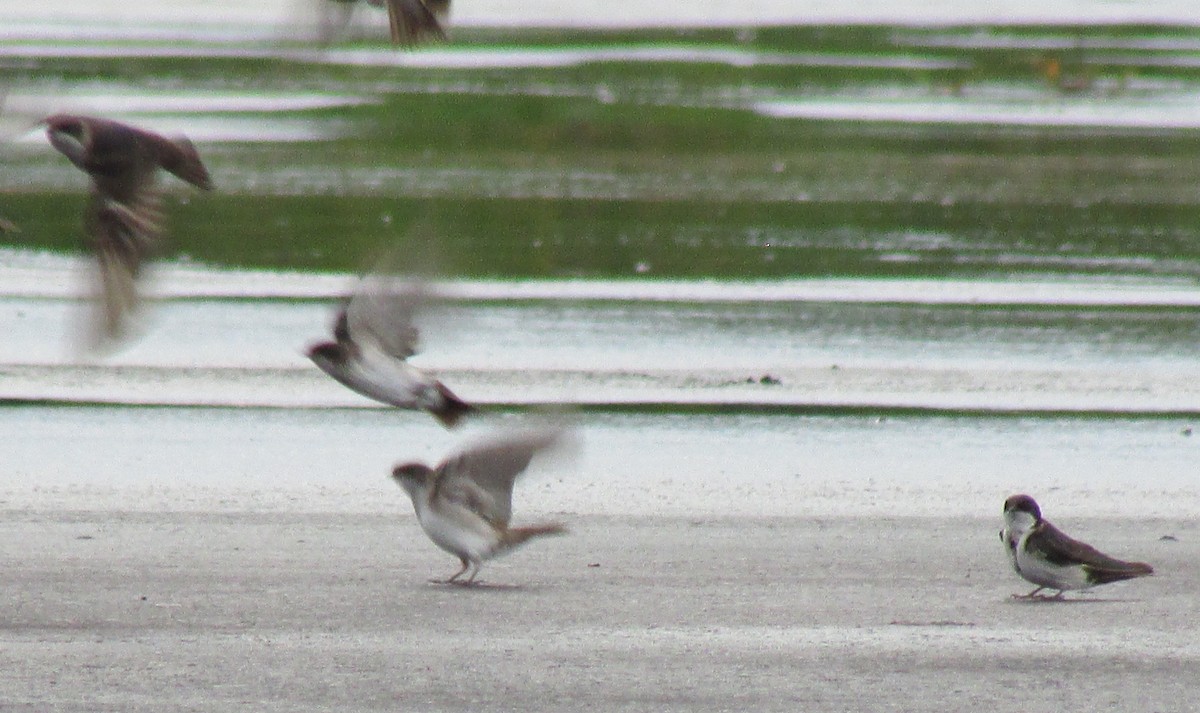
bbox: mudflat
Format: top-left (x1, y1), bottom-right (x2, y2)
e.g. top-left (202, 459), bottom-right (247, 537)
top-left (2, 511), bottom-right (1195, 712)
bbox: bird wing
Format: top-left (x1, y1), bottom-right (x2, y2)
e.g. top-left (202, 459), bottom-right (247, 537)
top-left (84, 189), bottom-right (164, 343)
top-left (146, 133), bottom-right (212, 191)
top-left (424, 0), bottom-right (451, 18)
top-left (311, 0), bottom-right (355, 45)
top-left (383, 0), bottom-right (446, 45)
top-left (433, 428), bottom-right (565, 528)
top-left (342, 273), bottom-right (424, 359)
top-left (1000, 528), bottom-right (1019, 570)
top-left (1028, 520), bottom-right (1150, 573)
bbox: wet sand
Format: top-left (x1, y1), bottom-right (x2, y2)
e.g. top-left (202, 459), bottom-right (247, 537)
top-left (2, 511), bottom-right (1196, 712)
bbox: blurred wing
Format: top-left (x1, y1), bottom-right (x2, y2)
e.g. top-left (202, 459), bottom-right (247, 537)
top-left (384, 0), bottom-right (445, 45)
top-left (433, 428), bottom-right (566, 528)
top-left (436, 477), bottom-right (505, 529)
top-left (273, 0), bottom-right (352, 47)
top-left (85, 190), bottom-right (163, 343)
top-left (315, 0), bottom-right (356, 44)
top-left (425, 0), bottom-right (450, 18)
top-left (343, 273), bottom-right (424, 359)
top-left (329, 298), bottom-right (353, 344)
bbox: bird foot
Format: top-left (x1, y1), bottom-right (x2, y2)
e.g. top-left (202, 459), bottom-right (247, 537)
top-left (428, 577), bottom-right (479, 587)
top-left (1011, 592), bottom-right (1066, 602)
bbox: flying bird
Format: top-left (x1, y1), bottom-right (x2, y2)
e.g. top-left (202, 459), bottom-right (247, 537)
top-left (1001, 494), bottom-right (1154, 600)
top-left (44, 114), bottom-right (212, 348)
top-left (319, 0), bottom-right (448, 46)
top-left (306, 274), bottom-right (472, 427)
top-left (391, 427), bottom-right (569, 585)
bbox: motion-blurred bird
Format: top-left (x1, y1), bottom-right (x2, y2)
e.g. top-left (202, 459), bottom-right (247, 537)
top-left (44, 114), bottom-right (212, 348)
top-left (321, 0), bottom-right (448, 46)
top-left (306, 273), bottom-right (472, 427)
top-left (391, 427), bottom-right (568, 585)
top-left (1001, 494), bottom-right (1153, 599)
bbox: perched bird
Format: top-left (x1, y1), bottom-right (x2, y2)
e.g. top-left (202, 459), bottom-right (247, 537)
top-left (1001, 494), bottom-right (1154, 599)
top-left (306, 274), bottom-right (472, 427)
top-left (320, 0), bottom-right (448, 46)
top-left (391, 427), bottom-right (568, 585)
top-left (44, 114), bottom-right (212, 347)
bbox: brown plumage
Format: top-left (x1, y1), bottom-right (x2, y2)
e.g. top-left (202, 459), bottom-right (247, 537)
top-left (306, 274), bottom-right (474, 428)
top-left (321, 0), bottom-right (448, 46)
top-left (1003, 494), bottom-right (1154, 599)
top-left (45, 114), bottom-right (211, 347)
top-left (391, 427), bottom-right (570, 585)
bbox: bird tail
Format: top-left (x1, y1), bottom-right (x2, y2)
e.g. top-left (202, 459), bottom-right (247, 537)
top-left (502, 522), bottom-right (567, 550)
top-left (1087, 560), bottom-right (1154, 585)
top-left (430, 383), bottom-right (474, 428)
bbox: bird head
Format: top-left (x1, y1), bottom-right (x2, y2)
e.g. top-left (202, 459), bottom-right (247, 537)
top-left (43, 114), bottom-right (90, 166)
top-left (1003, 494), bottom-right (1042, 535)
top-left (305, 341), bottom-right (346, 372)
top-left (391, 462), bottom-right (433, 497)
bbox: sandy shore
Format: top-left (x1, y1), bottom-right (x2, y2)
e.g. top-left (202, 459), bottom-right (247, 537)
top-left (2, 511), bottom-right (1195, 712)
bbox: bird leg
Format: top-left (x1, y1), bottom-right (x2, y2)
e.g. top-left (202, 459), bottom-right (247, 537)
top-left (462, 561), bottom-right (482, 585)
top-left (1012, 586), bottom-right (1047, 600)
top-left (434, 557), bottom-right (470, 584)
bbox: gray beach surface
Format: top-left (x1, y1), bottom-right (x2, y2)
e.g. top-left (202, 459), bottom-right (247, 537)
top-left (3, 511), bottom-right (1195, 712)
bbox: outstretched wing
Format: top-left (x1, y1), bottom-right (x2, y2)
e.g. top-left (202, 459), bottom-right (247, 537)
top-left (343, 273), bottom-right (424, 359)
top-left (433, 428), bottom-right (566, 528)
top-left (425, 0), bottom-right (450, 19)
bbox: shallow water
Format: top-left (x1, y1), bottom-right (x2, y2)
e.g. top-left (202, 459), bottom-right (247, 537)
top-left (1, 252), bottom-right (1199, 413)
top-left (1, 248), bottom-right (1198, 519)
top-left (3, 17), bottom-right (1200, 522)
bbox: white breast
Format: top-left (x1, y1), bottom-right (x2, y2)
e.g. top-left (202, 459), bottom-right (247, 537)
top-left (1014, 532), bottom-right (1091, 591)
top-left (349, 350), bottom-right (434, 407)
top-left (413, 498), bottom-right (501, 564)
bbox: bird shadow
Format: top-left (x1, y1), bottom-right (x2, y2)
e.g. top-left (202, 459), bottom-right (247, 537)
top-left (1007, 595), bottom-right (1141, 604)
top-left (425, 579), bottom-right (528, 593)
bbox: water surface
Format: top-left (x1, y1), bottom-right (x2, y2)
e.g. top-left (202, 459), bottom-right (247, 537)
top-left (2, 19), bottom-right (1198, 519)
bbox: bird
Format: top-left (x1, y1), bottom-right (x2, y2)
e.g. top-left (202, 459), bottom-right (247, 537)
top-left (1001, 494), bottom-right (1154, 600)
top-left (306, 272), bottom-right (473, 428)
top-left (391, 427), bottom-right (568, 585)
top-left (44, 114), bottom-right (212, 348)
top-left (318, 0), bottom-right (448, 46)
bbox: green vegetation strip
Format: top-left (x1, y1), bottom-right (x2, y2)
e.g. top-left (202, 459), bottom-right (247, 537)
top-left (5, 24), bottom-right (1200, 279)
